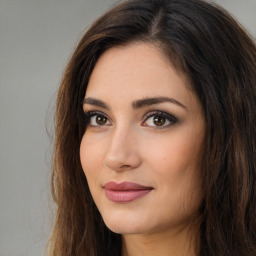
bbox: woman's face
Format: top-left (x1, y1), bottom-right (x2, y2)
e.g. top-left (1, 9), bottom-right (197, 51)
top-left (80, 43), bottom-right (205, 235)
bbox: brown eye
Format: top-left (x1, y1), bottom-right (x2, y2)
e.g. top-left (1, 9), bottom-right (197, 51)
top-left (142, 111), bottom-right (177, 129)
top-left (153, 116), bottom-right (166, 126)
top-left (96, 115), bottom-right (107, 125)
top-left (88, 113), bottom-right (110, 126)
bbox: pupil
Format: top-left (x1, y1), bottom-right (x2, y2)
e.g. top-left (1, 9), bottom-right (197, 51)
top-left (96, 115), bottom-right (106, 125)
top-left (153, 116), bottom-right (165, 126)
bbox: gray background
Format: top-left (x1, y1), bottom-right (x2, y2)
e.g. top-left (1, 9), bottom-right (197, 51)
top-left (0, 1), bottom-right (255, 255)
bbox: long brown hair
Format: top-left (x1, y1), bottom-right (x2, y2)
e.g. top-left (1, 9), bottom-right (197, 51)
top-left (48, 0), bottom-right (256, 255)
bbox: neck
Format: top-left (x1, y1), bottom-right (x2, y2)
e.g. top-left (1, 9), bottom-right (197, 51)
top-left (121, 224), bottom-right (199, 256)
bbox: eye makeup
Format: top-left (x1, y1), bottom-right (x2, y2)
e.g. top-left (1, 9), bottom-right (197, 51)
top-left (82, 108), bottom-right (178, 131)
top-left (142, 110), bottom-right (178, 129)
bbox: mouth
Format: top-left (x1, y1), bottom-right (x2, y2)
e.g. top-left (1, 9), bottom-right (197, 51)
top-left (103, 181), bottom-right (153, 203)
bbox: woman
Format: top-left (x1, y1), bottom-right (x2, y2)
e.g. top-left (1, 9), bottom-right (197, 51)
top-left (48, 0), bottom-right (256, 255)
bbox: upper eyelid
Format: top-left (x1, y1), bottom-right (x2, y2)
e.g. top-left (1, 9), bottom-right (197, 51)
top-left (143, 110), bottom-right (177, 120)
top-left (141, 111), bottom-right (178, 129)
top-left (86, 110), bottom-right (109, 117)
top-left (84, 109), bottom-right (108, 116)
top-left (84, 109), bottom-right (178, 123)
top-left (84, 110), bottom-right (112, 123)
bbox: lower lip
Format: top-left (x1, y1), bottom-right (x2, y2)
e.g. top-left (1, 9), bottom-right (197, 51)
top-left (105, 189), bottom-right (152, 203)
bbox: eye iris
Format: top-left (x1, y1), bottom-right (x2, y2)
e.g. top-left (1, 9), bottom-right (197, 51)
top-left (96, 115), bottom-right (107, 125)
top-left (153, 116), bottom-right (165, 126)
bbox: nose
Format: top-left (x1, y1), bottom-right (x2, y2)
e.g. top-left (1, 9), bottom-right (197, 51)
top-left (104, 126), bottom-right (141, 171)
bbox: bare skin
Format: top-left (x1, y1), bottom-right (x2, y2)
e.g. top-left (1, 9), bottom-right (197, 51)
top-left (80, 43), bottom-right (205, 256)
top-left (122, 223), bottom-right (199, 256)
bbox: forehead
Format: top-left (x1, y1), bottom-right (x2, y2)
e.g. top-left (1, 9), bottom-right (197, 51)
top-left (85, 43), bottom-right (193, 106)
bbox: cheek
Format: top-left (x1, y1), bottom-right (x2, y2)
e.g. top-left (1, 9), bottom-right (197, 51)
top-left (80, 134), bottom-right (107, 211)
top-left (80, 135), bottom-right (102, 184)
top-left (142, 129), bottom-right (203, 208)
top-left (80, 135), bottom-right (90, 171)
top-left (142, 132), bottom-right (201, 174)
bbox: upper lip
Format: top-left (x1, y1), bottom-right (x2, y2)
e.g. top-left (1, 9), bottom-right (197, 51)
top-left (104, 181), bottom-right (153, 191)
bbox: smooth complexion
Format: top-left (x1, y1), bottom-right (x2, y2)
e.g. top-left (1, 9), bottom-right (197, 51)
top-left (80, 43), bottom-right (205, 256)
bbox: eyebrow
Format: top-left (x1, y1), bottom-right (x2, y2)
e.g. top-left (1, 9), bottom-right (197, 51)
top-left (132, 97), bottom-right (188, 110)
top-left (83, 96), bottom-right (188, 111)
top-left (83, 98), bottom-right (109, 109)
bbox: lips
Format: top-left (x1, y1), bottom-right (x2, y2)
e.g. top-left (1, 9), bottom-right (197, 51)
top-left (103, 181), bottom-right (153, 202)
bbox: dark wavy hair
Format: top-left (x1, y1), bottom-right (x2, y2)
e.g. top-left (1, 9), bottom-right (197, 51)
top-left (48, 0), bottom-right (256, 255)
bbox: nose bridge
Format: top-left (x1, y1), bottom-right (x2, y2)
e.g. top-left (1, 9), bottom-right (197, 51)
top-left (104, 122), bottom-right (140, 171)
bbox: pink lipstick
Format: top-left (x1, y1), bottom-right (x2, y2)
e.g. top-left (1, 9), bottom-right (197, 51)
top-left (104, 181), bottom-right (153, 203)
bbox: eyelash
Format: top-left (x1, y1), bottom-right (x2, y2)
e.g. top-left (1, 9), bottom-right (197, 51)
top-left (142, 111), bottom-right (177, 129)
top-left (83, 110), bottom-right (178, 129)
top-left (83, 111), bottom-right (110, 127)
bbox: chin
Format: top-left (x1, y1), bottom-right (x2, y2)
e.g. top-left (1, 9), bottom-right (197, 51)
top-left (102, 212), bottom-right (148, 235)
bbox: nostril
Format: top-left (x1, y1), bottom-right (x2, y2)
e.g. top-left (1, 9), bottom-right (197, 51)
top-left (103, 132), bottom-right (141, 171)
top-left (104, 153), bottom-right (141, 171)
top-left (121, 165), bottom-right (131, 168)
